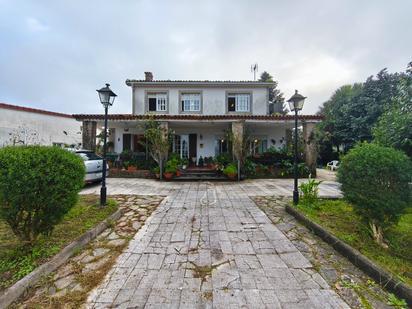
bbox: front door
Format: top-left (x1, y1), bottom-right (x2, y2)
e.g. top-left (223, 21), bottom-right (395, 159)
top-left (189, 134), bottom-right (197, 163)
top-left (181, 135), bottom-right (189, 158)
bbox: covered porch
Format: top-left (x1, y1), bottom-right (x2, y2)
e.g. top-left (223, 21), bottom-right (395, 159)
top-left (74, 114), bottom-right (321, 175)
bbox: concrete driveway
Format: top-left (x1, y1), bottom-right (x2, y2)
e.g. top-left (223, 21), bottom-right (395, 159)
top-left (82, 179), bottom-right (347, 308)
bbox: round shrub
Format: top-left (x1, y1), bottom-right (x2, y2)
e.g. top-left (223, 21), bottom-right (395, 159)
top-left (223, 163), bottom-right (237, 176)
top-left (0, 146), bottom-right (85, 245)
top-left (337, 142), bottom-right (412, 246)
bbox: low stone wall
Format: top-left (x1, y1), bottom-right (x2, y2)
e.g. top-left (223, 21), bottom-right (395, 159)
top-left (108, 169), bottom-right (154, 178)
top-left (285, 204), bottom-right (412, 307)
top-left (0, 208), bottom-right (124, 309)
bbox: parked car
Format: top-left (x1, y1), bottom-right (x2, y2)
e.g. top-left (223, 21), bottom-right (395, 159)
top-left (75, 150), bottom-right (109, 183)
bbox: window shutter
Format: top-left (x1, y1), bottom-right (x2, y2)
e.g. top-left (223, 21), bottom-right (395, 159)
top-left (182, 100), bottom-right (185, 111)
top-left (228, 97), bottom-right (236, 111)
top-left (148, 98), bottom-right (157, 111)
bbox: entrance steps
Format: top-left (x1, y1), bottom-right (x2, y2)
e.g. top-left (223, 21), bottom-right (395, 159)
top-left (175, 168), bottom-right (227, 181)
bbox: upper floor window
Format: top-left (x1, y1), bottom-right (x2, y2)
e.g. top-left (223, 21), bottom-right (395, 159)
top-left (181, 93), bottom-right (201, 112)
top-left (228, 93), bottom-right (251, 112)
top-left (148, 93), bottom-right (167, 112)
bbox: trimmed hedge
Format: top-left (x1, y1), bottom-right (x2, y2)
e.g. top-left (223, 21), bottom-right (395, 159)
top-left (0, 146), bottom-right (85, 245)
top-left (337, 143), bottom-right (412, 237)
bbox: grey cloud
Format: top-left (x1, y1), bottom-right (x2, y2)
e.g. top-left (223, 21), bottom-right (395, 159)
top-left (0, 0), bottom-right (411, 115)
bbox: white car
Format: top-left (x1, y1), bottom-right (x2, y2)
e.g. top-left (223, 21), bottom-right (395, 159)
top-left (75, 150), bottom-right (109, 183)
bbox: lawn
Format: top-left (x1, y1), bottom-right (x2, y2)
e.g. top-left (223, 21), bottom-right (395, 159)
top-left (297, 199), bottom-right (412, 287)
top-left (0, 195), bottom-right (117, 292)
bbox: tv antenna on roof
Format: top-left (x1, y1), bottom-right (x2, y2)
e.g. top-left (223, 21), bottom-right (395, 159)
top-left (251, 63), bottom-right (259, 81)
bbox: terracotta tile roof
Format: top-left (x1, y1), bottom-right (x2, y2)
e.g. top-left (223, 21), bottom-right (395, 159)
top-left (73, 114), bottom-right (323, 122)
top-left (125, 79), bottom-right (275, 87)
top-left (0, 103), bottom-right (73, 119)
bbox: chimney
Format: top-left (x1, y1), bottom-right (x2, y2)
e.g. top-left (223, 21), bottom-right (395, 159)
top-left (144, 72), bottom-right (153, 81)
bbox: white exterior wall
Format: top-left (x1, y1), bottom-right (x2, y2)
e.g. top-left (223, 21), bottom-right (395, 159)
top-left (246, 124), bottom-right (289, 149)
top-left (0, 108), bottom-right (82, 147)
top-left (106, 121), bottom-right (289, 157)
top-left (173, 125), bottom-right (229, 160)
top-left (111, 124), bottom-right (144, 154)
top-left (132, 86), bottom-right (268, 115)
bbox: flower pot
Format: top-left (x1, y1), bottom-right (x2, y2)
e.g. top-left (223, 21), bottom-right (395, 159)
top-left (128, 166), bottom-right (137, 172)
top-left (163, 172), bottom-right (174, 180)
top-left (176, 170), bottom-right (182, 177)
top-left (227, 173), bottom-right (237, 180)
top-left (155, 173), bottom-right (160, 179)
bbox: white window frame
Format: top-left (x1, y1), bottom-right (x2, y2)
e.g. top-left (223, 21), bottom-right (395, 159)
top-left (148, 93), bottom-right (167, 112)
top-left (181, 93), bottom-right (201, 112)
top-left (228, 93), bottom-right (251, 112)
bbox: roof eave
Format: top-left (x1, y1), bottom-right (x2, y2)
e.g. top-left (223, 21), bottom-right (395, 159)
top-left (73, 114), bottom-right (324, 123)
top-left (125, 80), bottom-right (275, 87)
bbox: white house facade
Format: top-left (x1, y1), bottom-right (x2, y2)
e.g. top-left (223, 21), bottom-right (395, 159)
top-left (0, 103), bottom-right (82, 147)
top-left (74, 72), bottom-right (322, 173)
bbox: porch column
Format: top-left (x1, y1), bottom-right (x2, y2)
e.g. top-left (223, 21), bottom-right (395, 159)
top-left (159, 121), bottom-right (169, 148)
top-left (159, 121), bottom-right (169, 178)
top-left (231, 120), bottom-right (244, 160)
top-left (302, 121), bottom-right (317, 177)
top-left (82, 121), bottom-right (97, 151)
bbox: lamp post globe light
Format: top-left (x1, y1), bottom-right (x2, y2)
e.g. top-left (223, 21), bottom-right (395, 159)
top-left (97, 83), bottom-right (117, 206)
top-left (287, 90), bottom-right (306, 205)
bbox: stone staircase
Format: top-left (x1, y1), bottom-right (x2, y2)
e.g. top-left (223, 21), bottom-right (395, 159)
top-left (175, 167), bottom-right (228, 181)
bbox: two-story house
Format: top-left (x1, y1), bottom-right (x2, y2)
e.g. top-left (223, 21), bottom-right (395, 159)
top-left (74, 72), bottom-right (322, 174)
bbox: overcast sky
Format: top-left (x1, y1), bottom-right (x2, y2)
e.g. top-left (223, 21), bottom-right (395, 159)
top-left (0, 0), bottom-right (411, 115)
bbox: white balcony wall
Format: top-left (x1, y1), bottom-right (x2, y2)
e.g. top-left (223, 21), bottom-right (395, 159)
top-left (132, 86), bottom-right (268, 115)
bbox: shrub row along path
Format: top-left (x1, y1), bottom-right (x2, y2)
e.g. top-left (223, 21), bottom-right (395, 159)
top-left (76, 178), bottom-right (373, 308)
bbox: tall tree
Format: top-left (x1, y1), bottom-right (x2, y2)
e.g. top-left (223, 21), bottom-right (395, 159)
top-left (346, 68), bottom-right (404, 143)
top-left (317, 83), bottom-right (363, 152)
top-left (373, 63), bottom-right (412, 157)
top-left (317, 64), bottom-right (410, 158)
top-left (258, 71), bottom-right (286, 114)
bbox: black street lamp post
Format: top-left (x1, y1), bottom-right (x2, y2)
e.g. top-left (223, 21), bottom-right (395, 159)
top-left (97, 83), bottom-right (117, 206)
top-left (287, 90), bottom-right (306, 205)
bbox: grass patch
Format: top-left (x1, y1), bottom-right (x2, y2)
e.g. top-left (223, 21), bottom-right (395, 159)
top-left (0, 195), bottom-right (117, 292)
top-left (296, 199), bottom-right (412, 287)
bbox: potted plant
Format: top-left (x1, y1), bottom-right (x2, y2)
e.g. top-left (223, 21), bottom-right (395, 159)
top-left (181, 158), bottom-right (189, 170)
top-left (164, 166), bottom-right (176, 180)
top-left (128, 164), bottom-right (137, 172)
top-left (176, 168), bottom-right (182, 177)
top-left (207, 157), bottom-right (216, 169)
top-left (123, 161), bottom-right (130, 170)
top-left (198, 156), bottom-right (204, 167)
top-left (164, 158), bottom-right (177, 180)
top-left (152, 166), bottom-right (160, 179)
top-left (223, 163), bottom-right (238, 180)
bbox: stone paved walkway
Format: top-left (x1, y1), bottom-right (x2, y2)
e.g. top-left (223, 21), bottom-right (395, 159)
top-left (81, 178), bottom-right (342, 198)
top-left (84, 180), bottom-right (348, 308)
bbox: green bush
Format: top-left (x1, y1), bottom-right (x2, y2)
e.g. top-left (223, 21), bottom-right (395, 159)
top-left (243, 159), bottom-right (257, 176)
top-left (299, 176), bottom-right (322, 205)
top-left (337, 142), bottom-right (412, 247)
top-left (0, 146), bottom-right (85, 246)
top-left (164, 158), bottom-right (178, 174)
top-left (216, 153), bottom-right (231, 166)
top-left (198, 156), bottom-right (204, 167)
top-left (223, 163), bottom-right (237, 176)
